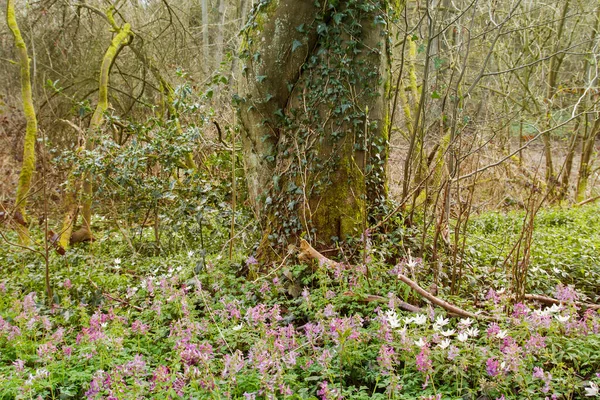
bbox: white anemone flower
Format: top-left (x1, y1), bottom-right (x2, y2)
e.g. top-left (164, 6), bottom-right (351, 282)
top-left (438, 339), bottom-right (451, 349)
top-left (414, 338), bottom-right (427, 348)
top-left (385, 310), bottom-right (402, 329)
top-left (548, 304), bottom-right (562, 314)
top-left (441, 329), bottom-right (455, 337)
top-left (466, 327), bottom-right (479, 337)
top-left (459, 317), bottom-right (474, 327)
top-left (457, 333), bottom-right (469, 342)
top-left (413, 314), bottom-right (428, 325)
top-left (584, 381), bottom-right (599, 397)
top-left (496, 330), bottom-right (508, 339)
top-left (555, 315), bottom-right (570, 323)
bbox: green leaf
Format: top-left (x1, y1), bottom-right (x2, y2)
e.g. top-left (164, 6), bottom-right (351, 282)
top-left (292, 39), bottom-right (302, 52)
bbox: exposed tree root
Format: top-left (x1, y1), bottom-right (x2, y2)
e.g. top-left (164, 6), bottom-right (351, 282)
top-left (298, 239), bottom-right (490, 320)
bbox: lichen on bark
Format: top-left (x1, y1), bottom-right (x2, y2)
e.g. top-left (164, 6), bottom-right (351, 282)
top-left (59, 17), bottom-right (133, 250)
top-left (7, 0), bottom-right (38, 245)
top-left (238, 0), bottom-right (392, 258)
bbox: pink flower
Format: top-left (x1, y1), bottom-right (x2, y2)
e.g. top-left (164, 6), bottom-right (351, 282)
top-left (554, 284), bottom-right (579, 302)
top-left (63, 279), bottom-right (73, 289)
top-left (131, 320), bottom-right (149, 335)
top-left (416, 345), bottom-right (432, 373)
top-left (378, 344), bottom-right (395, 374)
top-left (13, 359), bottom-right (25, 372)
top-left (246, 255), bottom-right (258, 266)
top-left (486, 358), bottom-right (500, 377)
top-left (486, 323), bottom-right (501, 337)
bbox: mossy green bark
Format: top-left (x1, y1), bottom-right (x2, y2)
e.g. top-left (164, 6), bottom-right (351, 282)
top-left (238, 0), bottom-right (392, 256)
top-left (59, 20), bottom-right (132, 250)
top-left (7, 0), bottom-right (38, 245)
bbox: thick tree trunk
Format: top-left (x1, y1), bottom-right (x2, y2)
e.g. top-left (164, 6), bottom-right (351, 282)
top-left (238, 0), bottom-right (391, 256)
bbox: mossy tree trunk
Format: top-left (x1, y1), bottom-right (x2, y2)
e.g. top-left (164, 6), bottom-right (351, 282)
top-left (7, 0), bottom-right (38, 245)
top-left (59, 13), bottom-right (132, 250)
top-left (237, 0), bottom-right (392, 258)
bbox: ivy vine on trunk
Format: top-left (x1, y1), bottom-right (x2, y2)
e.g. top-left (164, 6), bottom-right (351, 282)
top-left (237, 0), bottom-right (395, 260)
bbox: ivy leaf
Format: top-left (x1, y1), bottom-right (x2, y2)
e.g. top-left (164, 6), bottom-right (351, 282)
top-left (292, 39), bottom-right (303, 52)
top-left (431, 91), bottom-right (440, 99)
top-left (374, 15), bottom-right (386, 26)
top-left (296, 23), bottom-right (306, 33)
top-left (256, 75), bottom-right (267, 83)
top-left (434, 57), bottom-right (444, 70)
top-left (333, 12), bottom-right (344, 25)
top-left (317, 23), bottom-right (328, 35)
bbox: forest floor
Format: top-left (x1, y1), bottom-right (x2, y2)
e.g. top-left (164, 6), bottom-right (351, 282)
top-left (1, 204), bottom-right (599, 399)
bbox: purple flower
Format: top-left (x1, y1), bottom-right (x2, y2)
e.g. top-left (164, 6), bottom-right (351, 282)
top-left (525, 334), bottom-right (547, 353)
top-left (487, 323), bottom-right (501, 337)
top-left (533, 366), bottom-right (545, 379)
top-left (378, 344), bottom-right (395, 374)
top-left (131, 320), bottom-right (149, 335)
top-left (512, 303), bottom-right (530, 318)
top-left (447, 346), bottom-right (460, 360)
top-left (317, 381), bottom-right (339, 400)
top-left (246, 255), bottom-right (258, 266)
top-left (486, 358), bottom-right (500, 377)
top-left (486, 289), bottom-right (500, 304)
top-left (13, 359), bottom-right (25, 372)
top-left (533, 367), bottom-right (552, 393)
top-left (323, 304), bottom-right (336, 318)
top-left (416, 345), bottom-right (432, 373)
top-left (554, 284), bottom-right (579, 302)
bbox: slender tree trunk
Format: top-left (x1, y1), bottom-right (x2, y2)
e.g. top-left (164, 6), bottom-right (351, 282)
top-left (7, 0), bottom-right (38, 245)
top-left (576, 117), bottom-right (600, 202)
top-left (215, 0), bottom-right (226, 67)
top-left (574, 4), bottom-right (600, 202)
top-left (202, 0), bottom-right (210, 71)
top-left (559, 118), bottom-right (580, 200)
top-left (237, 0), bottom-right (392, 258)
top-left (544, 0), bottom-right (571, 194)
top-left (59, 15), bottom-right (132, 250)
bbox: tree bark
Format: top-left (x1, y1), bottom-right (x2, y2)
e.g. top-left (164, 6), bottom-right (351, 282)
top-left (237, 0), bottom-right (391, 257)
top-left (59, 13), bottom-right (132, 250)
top-left (7, 0), bottom-right (38, 245)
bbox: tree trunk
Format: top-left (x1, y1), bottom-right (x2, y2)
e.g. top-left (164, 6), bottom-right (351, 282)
top-left (7, 0), bottom-right (38, 245)
top-left (544, 0), bottom-right (571, 195)
top-left (202, 0), bottom-right (210, 71)
top-left (59, 15), bottom-right (132, 250)
top-left (576, 117), bottom-right (600, 202)
top-left (237, 0), bottom-right (391, 257)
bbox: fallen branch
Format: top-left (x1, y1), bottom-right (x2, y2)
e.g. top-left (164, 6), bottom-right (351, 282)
top-left (395, 272), bottom-right (485, 320)
top-left (525, 293), bottom-right (600, 310)
top-left (345, 292), bottom-right (424, 313)
top-left (88, 279), bottom-right (143, 311)
top-left (298, 239), bottom-right (489, 320)
top-left (575, 195), bottom-right (600, 207)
